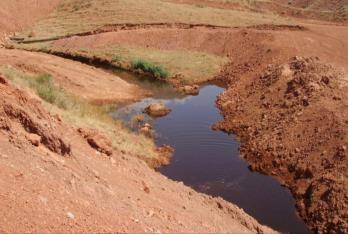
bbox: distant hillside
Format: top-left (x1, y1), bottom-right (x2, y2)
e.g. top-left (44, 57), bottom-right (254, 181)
top-left (0, 0), bottom-right (60, 40)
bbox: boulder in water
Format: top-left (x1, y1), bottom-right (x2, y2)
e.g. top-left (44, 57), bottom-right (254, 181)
top-left (144, 103), bottom-right (171, 117)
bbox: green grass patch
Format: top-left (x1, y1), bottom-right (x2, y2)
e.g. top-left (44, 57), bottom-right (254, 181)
top-left (132, 59), bottom-right (169, 79)
top-left (31, 74), bottom-right (69, 109)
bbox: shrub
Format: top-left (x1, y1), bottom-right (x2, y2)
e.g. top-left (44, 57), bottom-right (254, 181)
top-left (132, 59), bottom-right (169, 79)
top-left (30, 74), bottom-right (68, 109)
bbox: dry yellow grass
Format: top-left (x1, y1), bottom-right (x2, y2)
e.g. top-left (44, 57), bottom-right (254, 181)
top-left (14, 42), bottom-right (229, 84)
top-left (20, 0), bottom-right (290, 38)
top-left (0, 65), bottom-right (160, 164)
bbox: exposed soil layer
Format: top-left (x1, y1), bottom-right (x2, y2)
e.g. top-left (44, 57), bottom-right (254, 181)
top-left (51, 27), bottom-right (274, 57)
top-left (214, 56), bottom-right (347, 233)
top-left (0, 75), bottom-right (276, 233)
top-left (0, 49), bottom-right (148, 104)
top-left (50, 23), bottom-right (346, 69)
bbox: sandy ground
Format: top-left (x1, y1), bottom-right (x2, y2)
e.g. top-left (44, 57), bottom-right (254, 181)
top-left (0, 49), bottom-right (148, 104)
top-left (0, 75), bottom-right (275, 233)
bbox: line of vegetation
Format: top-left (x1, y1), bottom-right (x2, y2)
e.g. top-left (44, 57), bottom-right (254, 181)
top-left (132, 59), bottom-right (169, 79)
top-left (30, 74), bottom-right (69, 109)
top-left (0, 66), bottom-right (159, 164)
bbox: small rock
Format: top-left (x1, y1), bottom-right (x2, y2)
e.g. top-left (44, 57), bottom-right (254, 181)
top-left (216, 201), bottom-right (223, 209)
top-left (142, 181), bottom-right (150, 194)
top-left (155, 145), bottom-right (174, 166)
top-left (139, 123), bottom-right (153, 137)
top-left (0, 76), bottom-right (8, 84)
top-left (85, 132), bottom-right (113, 156)
top-left (144, 103), bottom-right (171, 117)
top-left (321, 76), bottom-right (330, 85)
top-left (27, 133), bottom-right (41, 147)
top-left (132, 114), bottom-right (145, 123)
top-left (179, 85), bottom-right (200, 95)
top-left (67, 212), bottom-right (75, 220)
top-left (302, 96), bottom-right (309, 106)
top-left (147, 210), bottom-right (154, 217)
top-left (110, 157), bottom-right (116, 165)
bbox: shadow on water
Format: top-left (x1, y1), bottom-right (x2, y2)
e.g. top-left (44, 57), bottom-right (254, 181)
top-left (113, 84), bottom-right (310, 234)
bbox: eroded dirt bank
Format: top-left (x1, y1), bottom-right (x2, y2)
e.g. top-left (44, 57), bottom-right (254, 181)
top-left (0, 75), bottom-right (276, 233)
top-left (215, 56), bottom-right (347, 233)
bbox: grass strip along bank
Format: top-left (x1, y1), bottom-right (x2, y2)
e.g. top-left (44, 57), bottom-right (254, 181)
top-left (13, 43), bottom-right (228, 85)
top-left (0, 66), bottom-right (163, 167)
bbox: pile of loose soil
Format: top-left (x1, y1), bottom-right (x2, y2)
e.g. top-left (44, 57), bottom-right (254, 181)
top-left (215, 56), bottom-right (347, 233)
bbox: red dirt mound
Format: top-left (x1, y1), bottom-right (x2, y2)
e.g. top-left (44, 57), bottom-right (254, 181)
top-left (215, 56), bottom-right (347, 233)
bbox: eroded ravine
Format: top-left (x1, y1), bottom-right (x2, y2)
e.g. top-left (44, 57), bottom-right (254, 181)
top-left (113, 84), bottom-right (310, 233)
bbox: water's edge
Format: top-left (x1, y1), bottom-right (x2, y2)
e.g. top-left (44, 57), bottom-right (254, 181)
top-left (112, 84), bottom-right (309, 233)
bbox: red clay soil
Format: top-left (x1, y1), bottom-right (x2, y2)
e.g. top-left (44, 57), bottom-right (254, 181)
top-left (52, 27), bottom-right (274, 57)
top-left (186, 19), bottom-right (348, 233)
top-left (0, 0), bottom-right (61, 42)
top-left (0, 49), bottom-right (148, 104)
top-left (0, 75), bottom-right (276, 233)
top-left (52, 23), bottom-right (347, 71)
top-left (214, 55), bottom-right (348, 233)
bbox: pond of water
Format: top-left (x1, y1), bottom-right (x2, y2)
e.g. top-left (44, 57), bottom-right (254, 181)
top-left (112, 84), bottom-right (309, 234)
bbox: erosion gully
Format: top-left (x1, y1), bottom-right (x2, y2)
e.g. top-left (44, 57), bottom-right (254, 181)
top-left (112, 71), bottom-right (310, 234)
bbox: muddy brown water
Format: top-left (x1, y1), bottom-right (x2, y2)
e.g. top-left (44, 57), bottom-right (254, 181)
top-left (113, 83), bottom-right (310, 233)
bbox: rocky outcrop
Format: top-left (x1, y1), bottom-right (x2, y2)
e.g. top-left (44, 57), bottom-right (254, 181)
top-left (0, 75), bottom-right (71, 156)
